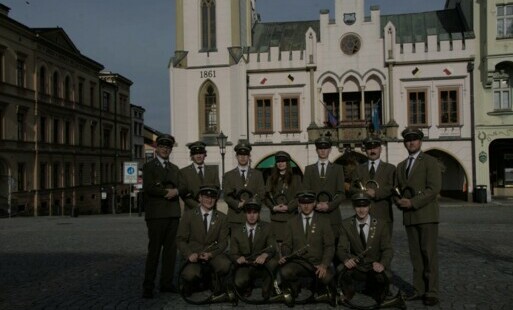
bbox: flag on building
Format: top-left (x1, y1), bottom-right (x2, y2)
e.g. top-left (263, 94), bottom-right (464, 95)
top-left (320, 100), bottom-right (338, 127)
top-left (372, 104), bottom-right (380, 133)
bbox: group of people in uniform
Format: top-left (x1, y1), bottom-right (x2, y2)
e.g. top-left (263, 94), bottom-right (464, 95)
top-left (141, 126), bottom-right (441, 308)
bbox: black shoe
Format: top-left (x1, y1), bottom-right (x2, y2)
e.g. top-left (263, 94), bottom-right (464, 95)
top-left (403, 290), bottom-right (422, 301)
top-left (142, 289), bottom-right (153, 299)
top-left (160, 285), bottom-right (179, 293)
top-left (423, 296), bottom-right (439, 306)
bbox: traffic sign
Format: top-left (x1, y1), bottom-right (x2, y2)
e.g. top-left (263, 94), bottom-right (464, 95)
top-left (123, 162), bottom-right (138, 184)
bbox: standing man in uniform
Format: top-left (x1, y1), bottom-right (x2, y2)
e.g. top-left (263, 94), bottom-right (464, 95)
top-left (223, 141), bottom-right (265, 232)
top-left (395, 127), bottom-right (441, 306)
top-left (142, 134), bottom-right (185, 298)
top-left (303, 136), bottom-right (345, 238)
top-left (231, 198), bottom-right (277, 299)
top-left (180, 141), bottom-right (220, 211)
top-left (350, 136), bottom-right (396, 235)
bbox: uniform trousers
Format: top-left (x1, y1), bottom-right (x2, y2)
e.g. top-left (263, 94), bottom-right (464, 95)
top-left (234, 258), bottom-right (279, 297)
top-left (405, 223), bottom-right (439, 298)
top-left (338, 267), bottom-right (389, 302)
top-left (143, 217), bottom-right (179, 291)
top-left (180, 253), bottom-right (232, 293)
top-left (280, 259), bottom-right (335, 294)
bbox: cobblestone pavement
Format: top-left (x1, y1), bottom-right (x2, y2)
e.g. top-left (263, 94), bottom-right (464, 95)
top-left (1, 198), bottom-right (513, 309)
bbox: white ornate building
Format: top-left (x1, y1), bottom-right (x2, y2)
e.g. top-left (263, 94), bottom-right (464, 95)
top-left (169, 0), bottom-right (479, 201)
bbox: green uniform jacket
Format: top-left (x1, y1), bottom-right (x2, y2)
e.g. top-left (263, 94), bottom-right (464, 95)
top-left (350, 161), bottom-right (396, 223)
top-left (176, 207), bottom-right (228, 258)
top-left (395, 152), bottom-right (442, 226)
top-left (337, 216), bottom-right (393, 275)
top-left (143, 158), bottom-right (185, 219)
top-left (222, 167), bottom-right (265, 224)
top-left (303, 162), bottom-right (345, 226)
top-left (264, 174), bottom-right (302, 222)
top-left (282, 213), bottom-right (335, 267)
top-left (230, 221), bottom-right (276, 260)
top-left (180, 164), bottom-right (220, 210)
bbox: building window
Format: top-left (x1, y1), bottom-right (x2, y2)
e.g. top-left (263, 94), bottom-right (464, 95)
top-left (407, 90), bottom-right (427, 125)
top-left (78, 164), bottom-right (84, 186)
top-left (282, 97), bottom-right (300, 132)
top-left (111, 164), bottom-right (115, 183)
top-left (39, 67), bottom-right (46, 94)
top-left (0, 50), bottom-right (3, 83)
top-left (40, 163), bottom-right (47, 190)
top-left (65, 121), bottom-right (71, 144)
top-left (120, 130), bottom-right (128, 150)
top-left (89, 83), bottom-right (96, 107)
top-left (64, 162), bottom-right (72, 187)
top-left (340, 33), bottom-right (361, 55)
top-left (17, 163), bottom-right (25, 191)
top-left (78, 80), bottom-right (84, 105)
top-left (497, 4), bottom-right (513, 38)
top-left (494, 77), bottom-right (511, 110)
top-left (52, 72), bottom-right (59, 98)
top-left (78, 121), bottom-right (85, 146)
top-left (201, 0), bottom-right (216, 51)
top-left (40, 116), bottom-right (47, 142)
top-left (64, 76), bottom-right (71, 101)
top-left (16, 59), bottom-right (25, 87)
top-left (17, 111), bottom-right (25, 141)
top-left (103, 129), bottom-right (111, 148)
top-left (205, 87), bottom-right (217, 133)
top-left (120, 94), bottom-right (128, 115)
top-left (255, 98), bottom-right (273, 133)
top-left (103, 91), bottom-right (110, 111)
top-left (53, 119), bottom-right (60, 144)
top-left (199, 83), bottom-right (219, 135)
top-left (53, 163), bottom-right (60, 188)
top-left (100, 163), bottom-right (104, 183)
top-left (439, 89), bottom-right (459, 125)
top-left (90, 122), bottom-right (96, 147)
top-left (91, 163), bottom-right (96, 185)
top-left (342, 92), bottom-right (361, 122)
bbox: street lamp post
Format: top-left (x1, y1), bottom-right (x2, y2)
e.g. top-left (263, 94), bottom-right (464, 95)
top-left (216, 131), bottom-right (227, 177)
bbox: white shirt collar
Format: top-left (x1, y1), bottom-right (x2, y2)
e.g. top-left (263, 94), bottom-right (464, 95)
top-left (368, 159), bottom-right (381, 169)
top-left (408, 151), bottom-right (421, 160)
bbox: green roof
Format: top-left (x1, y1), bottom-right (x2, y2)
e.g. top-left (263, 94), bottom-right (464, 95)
top-left (380, 8), bottom-right (474, 43)
top-left (251, 20), bottom-right (320, 52)
top-left (250, 7), bottom-right (474, 51)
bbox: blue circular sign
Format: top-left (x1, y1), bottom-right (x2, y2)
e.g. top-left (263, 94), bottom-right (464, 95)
top-left (127, 167), bottom-right (135, 174)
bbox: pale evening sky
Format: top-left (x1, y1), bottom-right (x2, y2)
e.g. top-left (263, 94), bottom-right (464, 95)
top-left (2, 0), bottom-right (446, 133)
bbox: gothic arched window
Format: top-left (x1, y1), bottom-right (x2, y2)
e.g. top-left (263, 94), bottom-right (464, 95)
top-left (199, 82), bottom-right (219, 136)
top-left (201, 0), bottom-right (216, 51)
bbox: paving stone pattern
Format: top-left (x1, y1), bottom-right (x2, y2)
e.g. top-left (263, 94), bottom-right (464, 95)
top-left (1, 199), bottom-right (513, 309)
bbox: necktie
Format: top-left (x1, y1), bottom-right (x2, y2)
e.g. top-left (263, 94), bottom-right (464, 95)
top-left (198, 166), bottom-right (204, 181)
top-left (163, 160), bottom-right (170, 169)
top-left (405, 157), bottom-right (414, 178)
top-left (359, 223), bottom-right (367, 248)
top-left (305, 217), bottom-right (311, 238)
top-left (248, 228), bottom-right (254, 251)
top-left (369, 161), bottom-right (375, 179)
top-left (203, 213), bottom-right (209, 233)
top-left (320, 163), bottom-right (326, 178)
top-left (241, 169), bottom-right (246, 182)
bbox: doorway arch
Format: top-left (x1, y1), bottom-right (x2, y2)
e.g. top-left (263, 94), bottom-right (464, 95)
top-left (425, 149), bottom-right (468, 201)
